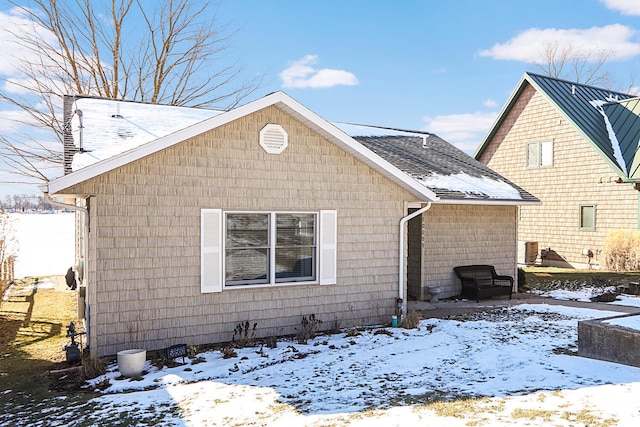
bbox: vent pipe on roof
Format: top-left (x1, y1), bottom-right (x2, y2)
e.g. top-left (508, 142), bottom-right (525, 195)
top-left (422, 135), bottom-right (429, 149)
top-left (571, 85), bottom-right (576, 96)
top-left (74, 109), bottom-right (84, 152)
top-left (112, 102), bottom-right (123, 119)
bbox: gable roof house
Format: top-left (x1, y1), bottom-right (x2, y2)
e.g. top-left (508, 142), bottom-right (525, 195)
top-left (476, 72), bottom-right (640, 268)
top-left (44, 92), bottom-right (537, 357)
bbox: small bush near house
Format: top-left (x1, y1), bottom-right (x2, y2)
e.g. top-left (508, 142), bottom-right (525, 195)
top-left (298, 314), bottom-right (322, 344)
top-left (602, 230), bottom-right (640, 271)
top-left (232, 321), bottom-right (257, 348)
top-left (399, 310), bottom-right (422, 329)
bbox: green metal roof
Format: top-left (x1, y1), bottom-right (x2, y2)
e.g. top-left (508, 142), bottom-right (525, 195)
top-left (602, 98), bottom-right (640, 180)
top-left (476, 72), bottom-right (636, 179)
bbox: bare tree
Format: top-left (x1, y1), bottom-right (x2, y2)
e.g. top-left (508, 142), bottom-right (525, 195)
top-left (0, 0), bottom-right (260, 183)
top-left (533, 41), bottom-right (614, 88)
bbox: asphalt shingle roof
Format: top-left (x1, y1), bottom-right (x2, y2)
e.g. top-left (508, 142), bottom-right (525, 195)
top-left (350, 130), bottom-right (537, 202)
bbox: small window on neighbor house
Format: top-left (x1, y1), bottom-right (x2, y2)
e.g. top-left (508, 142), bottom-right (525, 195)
top-left (580, 205), bottom-right (596, 230)
top-left (527, 141), bottom-right (553, 167)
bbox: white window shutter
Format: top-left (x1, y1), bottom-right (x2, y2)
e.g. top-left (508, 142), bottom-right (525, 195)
top-left (319, 210), bottom-right (337, 285)
top-left (201, 209), bottom-right (223, 293)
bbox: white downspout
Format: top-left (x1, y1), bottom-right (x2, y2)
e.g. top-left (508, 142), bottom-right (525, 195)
top-left (398, 202), bottom-right (432, 318)
top-left (43, 192), bottom-right (90, 334)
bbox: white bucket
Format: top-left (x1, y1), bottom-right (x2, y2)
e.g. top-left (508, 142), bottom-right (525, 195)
top-left (117, 348), bottom-right (147, 377)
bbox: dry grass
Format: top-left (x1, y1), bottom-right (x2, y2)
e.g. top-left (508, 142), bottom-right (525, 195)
top-left (602, 230), bottom-right (640, 271)
top-left (399, 309), bottom-right (422, 329)
top-left (0, 276), bottom-right (81, 397)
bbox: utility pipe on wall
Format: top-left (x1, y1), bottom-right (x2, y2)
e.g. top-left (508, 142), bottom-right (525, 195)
top-left (398, 202), bottom-right (432, 318)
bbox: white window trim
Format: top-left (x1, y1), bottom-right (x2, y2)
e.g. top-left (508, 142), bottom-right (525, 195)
top-left (201, 209), bottom-right (337, 293)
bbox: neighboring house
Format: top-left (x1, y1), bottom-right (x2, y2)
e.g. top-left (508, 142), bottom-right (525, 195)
top-left (44, 92), bottom-right (537, 357)
top-left (476, 72), bottom-right (640, 268)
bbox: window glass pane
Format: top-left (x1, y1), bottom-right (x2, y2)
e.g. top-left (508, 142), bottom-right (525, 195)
top-left (275, 247), bottom-right (315, 281)
top-left (540, 141), bottom-right (553, 166)
top-left (276, 214), bottom-right (315, 246)
top-left (225, 248), bottom-right (269, 284)
top-left (580, 205), bottom-right (595, 229)
top-left (275, 213), bottom-right (316, 282)
top-left (225, 213), bottom-right (269, 284)
top-left (226, 213), bottom-right (269, 248)
top-left (527, 142), bottom-right (539, 167)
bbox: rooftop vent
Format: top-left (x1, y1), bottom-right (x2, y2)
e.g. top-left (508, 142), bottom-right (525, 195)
top-left (260, 124), bottom-right (288, 154)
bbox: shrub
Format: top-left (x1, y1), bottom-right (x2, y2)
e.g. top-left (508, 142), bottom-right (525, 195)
top-left (602, 230), bottom-right (640, 271)
top-left (298, 314), bottom-right (322, 344)
top-left (232, 321), bottom-right (257, 348)
top-left (399, 310), bottom-right (422, 329)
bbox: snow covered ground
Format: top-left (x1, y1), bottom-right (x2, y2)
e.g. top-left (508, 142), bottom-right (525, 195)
top-left (3, 304), bottom-right (634, 427)
top-left (9, 212), bottom-right (75, 278)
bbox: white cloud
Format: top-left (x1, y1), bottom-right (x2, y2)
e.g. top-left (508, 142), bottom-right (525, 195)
top-left (421, 111), bottom-right (498, 154)
top-left (599, 0), bottom-right (640, 15)
top-left (0, 7), bottom-right (58, 76)
top-left (279, 55), bottom-right (359, 89)
top-left (483, 99), bottom-right (497, 108)
top-left (480, 24), bottom-right (640, 63)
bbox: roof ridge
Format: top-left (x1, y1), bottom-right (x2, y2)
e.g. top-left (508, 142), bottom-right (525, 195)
top-left (525, 71), bottom-right (633, 97)
top-left (334, 122), bottom-right (432, 136)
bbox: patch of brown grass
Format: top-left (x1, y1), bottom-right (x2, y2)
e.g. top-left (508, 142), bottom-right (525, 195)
top-left (0, 276), bottom-right (80, 396)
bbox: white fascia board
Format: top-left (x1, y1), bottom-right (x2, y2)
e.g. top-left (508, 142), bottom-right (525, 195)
top-left (48, 91), bottom-right (439, 202)
top-left (432, 198), bottom-right (541, 206)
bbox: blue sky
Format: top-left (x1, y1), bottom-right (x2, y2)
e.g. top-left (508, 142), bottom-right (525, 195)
top-left (2, 0), bottom-right (640, 198)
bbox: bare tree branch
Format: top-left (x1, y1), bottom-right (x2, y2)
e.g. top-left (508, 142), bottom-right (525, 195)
top-left (533, 41), bottom-right (615, 88)
top-left (0, 0), bottom-right (261, 184)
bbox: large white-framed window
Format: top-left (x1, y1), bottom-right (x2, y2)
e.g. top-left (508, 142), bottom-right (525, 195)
top-left (527, 140), bottom-right (553, 168)
top-left (225, 212), bottom-right (316, 286)
top-left (200, 209), bottom-right (337, 292)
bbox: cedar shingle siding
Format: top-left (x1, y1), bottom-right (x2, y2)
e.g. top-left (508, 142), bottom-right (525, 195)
top-left (479, 83), bottom-right (638, 267)
top-left (67, 106), bottom-right (413, 356)
top-left (55, 94), bottom-right (528, 357)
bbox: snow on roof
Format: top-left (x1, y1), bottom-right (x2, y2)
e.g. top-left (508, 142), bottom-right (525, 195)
top-left (339, 124), bottom-right (530, 202)
top-left (62, 99), bottom-right (532, 204)
top-left (70, 98), bottom-right (222, 171)
top-left (419, 172), bottom-right (523, 200)
top-left (590, 99), bottom-right (628, 173)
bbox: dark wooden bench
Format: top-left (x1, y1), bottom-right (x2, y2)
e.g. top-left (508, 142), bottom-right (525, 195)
top-left (453, 265), bottom-right (513, 302)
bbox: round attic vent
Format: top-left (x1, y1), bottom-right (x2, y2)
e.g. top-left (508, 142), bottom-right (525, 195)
top-left (259, 124), bottom-right (288, 154)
